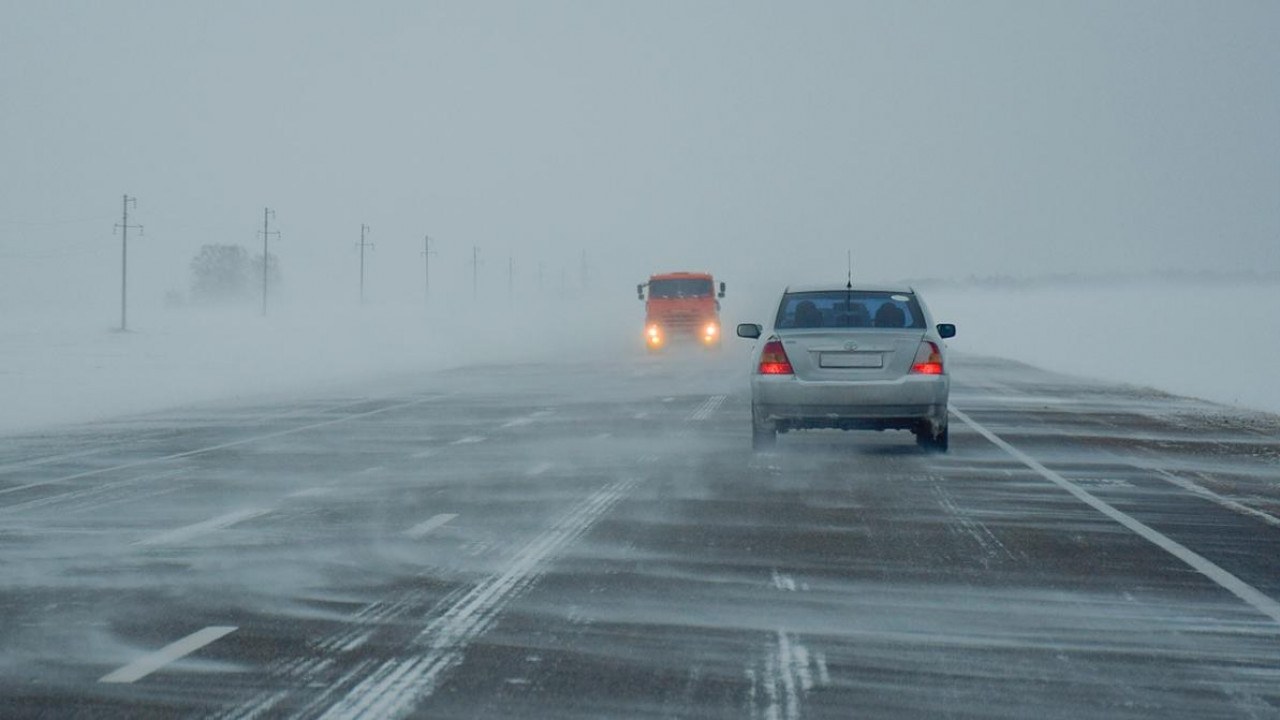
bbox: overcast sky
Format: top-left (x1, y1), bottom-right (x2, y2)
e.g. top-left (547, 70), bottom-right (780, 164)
top-left (2, 1), bottom-right (1278, 311)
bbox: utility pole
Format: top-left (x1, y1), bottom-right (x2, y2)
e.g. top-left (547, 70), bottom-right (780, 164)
top-left (472, 245), bottom-right (480, 300)
top-left (259, 208), bottom-right (280, 316)
top-left (114, 195), bottom-right (142, 332)
top-left (357, 224), bottom-right (374, 303)
top-left (421, 235), bottom-right (437, 303)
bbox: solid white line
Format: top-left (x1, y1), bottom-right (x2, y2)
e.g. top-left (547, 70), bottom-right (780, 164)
top-left (951, 405), bottom-right (1280, 626)
top-left (449, 436), bottom-right (486, 446)
top-left (0, 397), bottom-right (438, 498)
top-left (135, 508), bottom-right (269, 546)
top-left (99, 626), bottom-right (237, 683)
top-left (405, 513), bottom-right (458, 539)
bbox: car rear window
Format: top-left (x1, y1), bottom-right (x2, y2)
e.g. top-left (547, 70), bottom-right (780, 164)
top-left (649, 278), bottom-right (713, 298)
top-left (775, 291), bottom-right (926, 330)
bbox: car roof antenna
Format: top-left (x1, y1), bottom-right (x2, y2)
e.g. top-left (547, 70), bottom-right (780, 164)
top-left (846, 250), bottom-right (852, 290)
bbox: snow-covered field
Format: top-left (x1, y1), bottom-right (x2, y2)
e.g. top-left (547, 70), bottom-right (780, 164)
top-left (1, 282), bottom-right (1277, 435)
top-left (927, 282), bottom-right (1280, 414)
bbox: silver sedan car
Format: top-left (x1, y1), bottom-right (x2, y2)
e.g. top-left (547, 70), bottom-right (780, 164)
top-left (736, 284), bottom-right (956, 451)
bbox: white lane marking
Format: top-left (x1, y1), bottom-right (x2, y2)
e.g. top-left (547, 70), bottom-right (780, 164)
top-left (318, 478), bottom-right (637, 720)
top-left (771, 569), bottom-right (798, 592)
top-left (632, 411), bottom-right (649, 420)
top-left (0, 397), bottom-right (438, 498)
top-left (356, 466), bottom-right (385, 476)
top-left (592, 432), bottom-right (612, 441)
top-left (411, 449), bottom-right (435, 459)
top-left (135, 508), bottom-right (269, 546)
top-left (756, 631), bottom-right (819, 720)
top-left (287, 488), bottom-right (333, 498)
top-left (1137, 464), bottom-right (1280, 529)
top-left (951, 405), bottom-right (1280, 626)
top-left (526, 462), bottom-right (554, 477)
top-left (405, 513), bottom-right (458, 539)
top-left (99, 626), bottom-right (237, 683)
top-left (690, 394), bottom-right (727, 421)
top-left (499, 411), bottom-right (550, 429)
top-left (449, 436), bottom-right (486, 446)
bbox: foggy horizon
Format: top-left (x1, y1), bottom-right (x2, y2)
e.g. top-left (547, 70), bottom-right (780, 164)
top-left (3, 2), bottom-right (1279, 315)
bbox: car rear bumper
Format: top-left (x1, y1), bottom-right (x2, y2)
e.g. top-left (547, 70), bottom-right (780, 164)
top-left (751, 374), bottom-right (949, 430)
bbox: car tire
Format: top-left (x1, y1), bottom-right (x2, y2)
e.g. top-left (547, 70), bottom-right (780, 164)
top-left (916, 422), bottom-right (948, 453)
top-left (752, 425), bottom-right (776, 450)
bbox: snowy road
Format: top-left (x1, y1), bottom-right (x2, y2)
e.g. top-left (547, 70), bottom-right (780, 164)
top-left (2, 352), bottom-right (1280, 718)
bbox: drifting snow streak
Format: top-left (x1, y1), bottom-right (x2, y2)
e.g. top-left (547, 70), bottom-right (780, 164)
top-left (689, 394), bottom-right (726, 421)
top-left (314, 478), bottom-right (637, 720)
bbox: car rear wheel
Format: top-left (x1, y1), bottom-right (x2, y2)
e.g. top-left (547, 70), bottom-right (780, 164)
top-left (915, 422), bottom-right (949, 453)
top-left (752, 425), bottom-right (776, 450)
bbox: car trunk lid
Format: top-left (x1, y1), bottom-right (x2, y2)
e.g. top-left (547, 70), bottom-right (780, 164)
top-left (779, 330), bottom-right (925, 382)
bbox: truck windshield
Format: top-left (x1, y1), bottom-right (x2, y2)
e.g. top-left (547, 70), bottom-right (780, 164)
top-left (649, 278), bottom-right (712, 298)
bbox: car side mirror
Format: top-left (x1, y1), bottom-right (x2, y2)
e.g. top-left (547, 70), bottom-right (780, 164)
top-left (937, 323), bottom-right (956, 339)
top-left (718, 281), bottom-right (726, 299)
top-left (636, 284), bottom-right (644, 301)
top-left (737, 323), bottom-right (761, 339)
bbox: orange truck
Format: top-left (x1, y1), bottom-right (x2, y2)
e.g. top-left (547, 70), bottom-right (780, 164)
top-left (636, 271), bottom-right (726, 350)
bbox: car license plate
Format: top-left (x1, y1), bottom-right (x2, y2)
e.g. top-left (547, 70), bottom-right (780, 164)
top-left (820, 352), bottom-right (882, 369)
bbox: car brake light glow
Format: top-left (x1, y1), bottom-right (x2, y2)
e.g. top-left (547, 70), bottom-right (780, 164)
top-left (704, 323), bottom-right (718, 337)
top-left (910, 341), bottom-right (944, 375)
top-left (758, 339), bottom-right (793, 375)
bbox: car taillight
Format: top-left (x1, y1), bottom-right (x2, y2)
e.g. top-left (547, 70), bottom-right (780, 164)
top-left (704, 323), bottom-right (718, 337)
top-left (758, 339), bottom-right (793, 375)
top-left (910, 341), bottom-right (944, 375)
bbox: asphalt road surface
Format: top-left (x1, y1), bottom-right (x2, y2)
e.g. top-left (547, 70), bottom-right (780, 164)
top-left (2, 351), bottom-right (1279, 719)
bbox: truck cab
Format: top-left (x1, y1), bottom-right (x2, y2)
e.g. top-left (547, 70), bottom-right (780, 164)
top-left (637, 272), bottom-right (726, 350)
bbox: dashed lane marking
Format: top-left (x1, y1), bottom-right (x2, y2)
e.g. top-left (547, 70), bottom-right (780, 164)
top-left (287, 488), bottom-right (333, 499)
top-left (99, 626), bottom-right (237, 683)
top-left (135, 508), bottom-right (269, 547)
top-left (952, 405), bottom-right (1280, 626)
top-left (405, 513), bottom-right (458, 539)
top-left (449, 436), bottom-right (486, 446)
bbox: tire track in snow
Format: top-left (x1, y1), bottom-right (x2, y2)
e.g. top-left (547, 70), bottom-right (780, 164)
top-left (689, 395), bottom-right (726, 422)
top-left (312, 477), bottom-right (638, 720)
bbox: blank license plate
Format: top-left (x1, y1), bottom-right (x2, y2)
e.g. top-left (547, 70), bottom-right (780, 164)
top-left (820, 352), bottom-right (882, 369)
